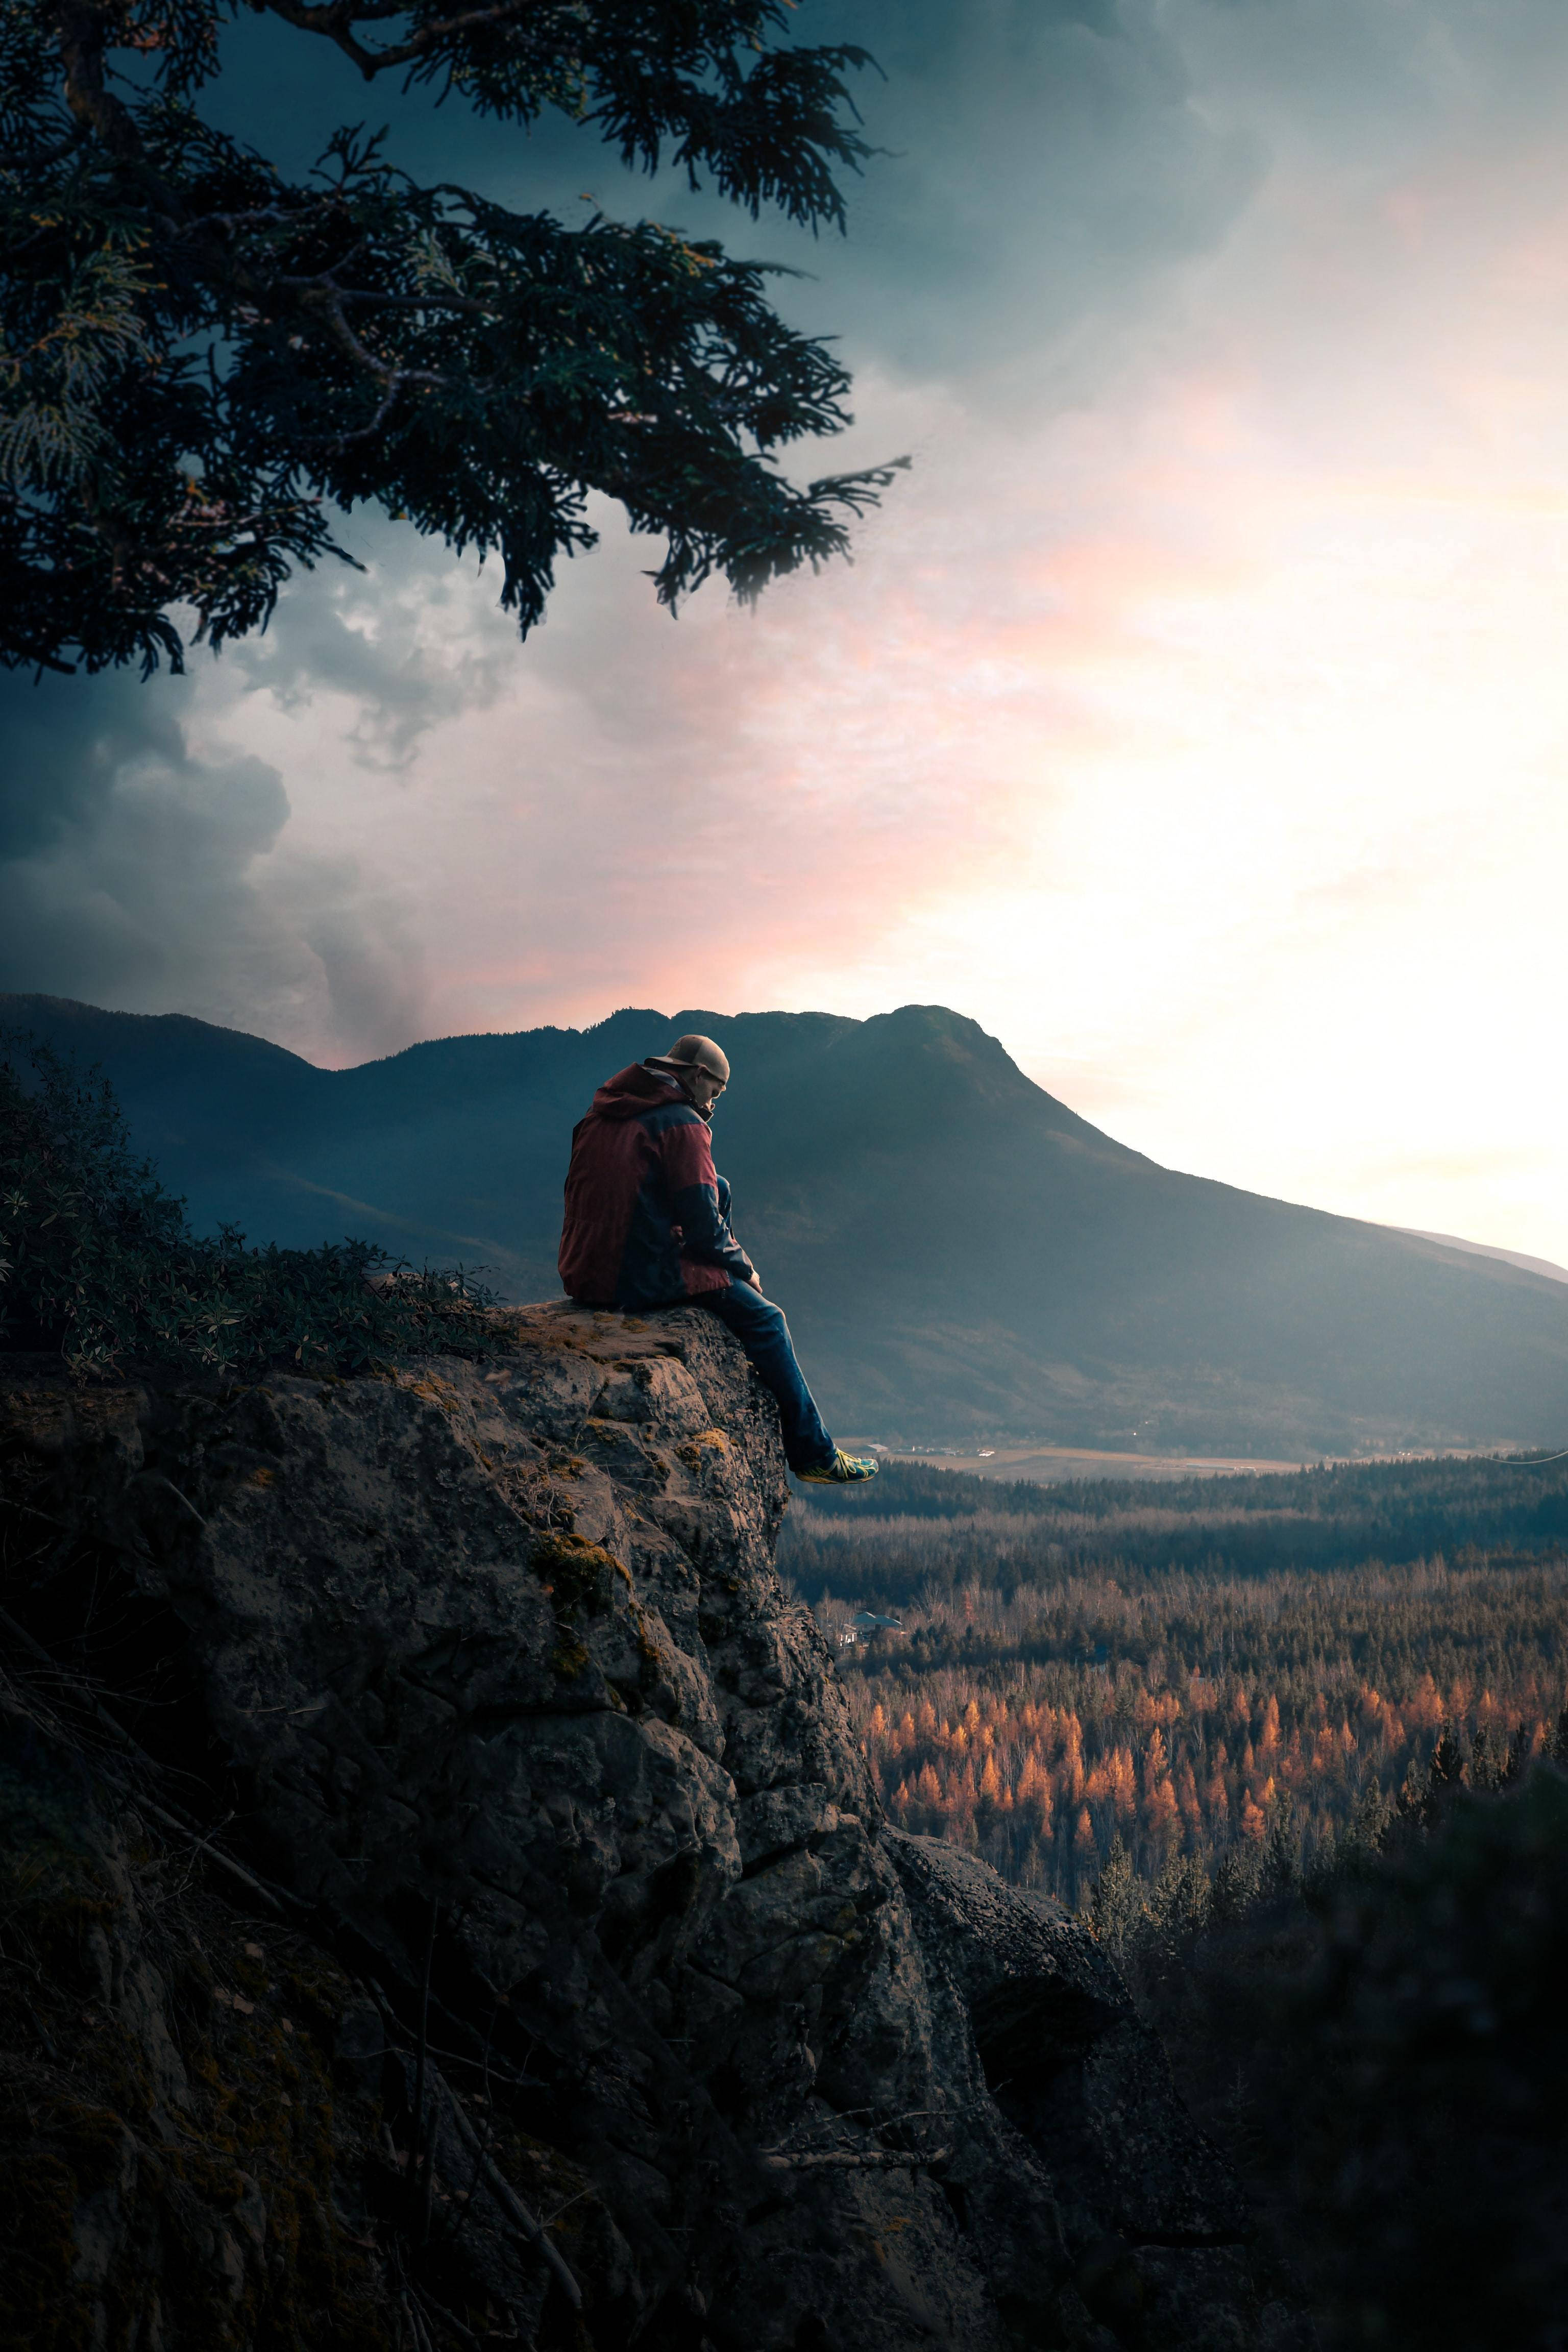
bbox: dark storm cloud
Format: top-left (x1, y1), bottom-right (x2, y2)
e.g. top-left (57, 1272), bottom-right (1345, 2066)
top-left (0, 662), bottom-right (430, 1059)
top-left (0, 656), bottom-right (180, 863)
top-left (208, 0), bottom-right (1260, 397)
top-left (791, 0), bottom-right (1259, 387)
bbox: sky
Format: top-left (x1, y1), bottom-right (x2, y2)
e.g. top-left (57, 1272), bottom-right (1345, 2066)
top-left (5, 0), bottom-right (1568, 1264)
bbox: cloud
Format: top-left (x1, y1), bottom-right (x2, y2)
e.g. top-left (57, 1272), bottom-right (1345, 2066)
top-left (188, 406), bottom-right (1057, 1051)
top-left (0, 666), bottom-right (429, 1061)
top-left (0, 663), bottom-right (181, 864)
top-left (797, 0), bottom-right (1261, 394)
top-left (223, 522), bottom-right (522, 772)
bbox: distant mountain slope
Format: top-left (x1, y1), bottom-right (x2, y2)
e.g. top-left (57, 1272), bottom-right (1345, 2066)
top-left (6, 992), bottom-right (1568, 1454)
top-left (1398, 1229), bottom-right (1568, 1286)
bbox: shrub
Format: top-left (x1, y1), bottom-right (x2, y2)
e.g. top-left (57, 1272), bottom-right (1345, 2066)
top-left (0, 1032), bottom-right (500, 1380)
top-left (1096, 1757), bottom-right (1568, 2350)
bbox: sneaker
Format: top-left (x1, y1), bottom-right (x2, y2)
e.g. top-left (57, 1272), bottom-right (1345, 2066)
top-left (796, 1450), bottom-right (880, 1485)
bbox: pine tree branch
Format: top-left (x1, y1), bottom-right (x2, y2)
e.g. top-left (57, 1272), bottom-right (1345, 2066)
top-left (260, 0), bottom-right (544, 80)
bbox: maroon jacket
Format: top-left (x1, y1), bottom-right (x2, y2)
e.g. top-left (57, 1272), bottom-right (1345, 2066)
top-left (558, 1062), bottom-right (756, 1311)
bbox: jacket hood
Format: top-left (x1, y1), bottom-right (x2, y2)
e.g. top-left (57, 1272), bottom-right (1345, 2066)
top-left (588, 1062), bottom-right (690, 1121)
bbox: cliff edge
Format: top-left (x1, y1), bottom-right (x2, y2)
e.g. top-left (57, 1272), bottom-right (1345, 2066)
top-left (0, 1306), bottom-right (1293, 2350)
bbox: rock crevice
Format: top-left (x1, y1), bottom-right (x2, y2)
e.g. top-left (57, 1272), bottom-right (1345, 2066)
top-left (0, 1305), bottom-right (1290, 2350)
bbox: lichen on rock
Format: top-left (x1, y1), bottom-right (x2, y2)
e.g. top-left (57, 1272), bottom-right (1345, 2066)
top-left (0, 1304), bottom-right (1288, 2349)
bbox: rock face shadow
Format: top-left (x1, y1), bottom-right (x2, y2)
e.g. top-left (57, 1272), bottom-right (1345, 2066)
top-left (0, 1303), bottom-right (1286, 2350)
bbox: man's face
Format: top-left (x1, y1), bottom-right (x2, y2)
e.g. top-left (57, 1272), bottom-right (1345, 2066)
top-left (685, 1067), bottom-right (726, 1114)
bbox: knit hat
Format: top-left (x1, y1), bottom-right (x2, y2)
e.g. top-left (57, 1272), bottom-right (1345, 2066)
top-left (645, 1033), bottom-right (730, 1085)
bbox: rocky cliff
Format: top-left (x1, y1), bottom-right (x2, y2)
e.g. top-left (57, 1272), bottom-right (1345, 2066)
top-left (0, 1306), bottom-right (1294, 2351)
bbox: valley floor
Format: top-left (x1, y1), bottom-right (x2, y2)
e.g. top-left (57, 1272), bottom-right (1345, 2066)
top-left (857, 1441), bottom-right (1317, 1483)
top-left (780, 1450), bottom-right (1568, 1901)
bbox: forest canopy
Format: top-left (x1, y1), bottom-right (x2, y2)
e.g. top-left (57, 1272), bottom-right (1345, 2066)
top-left (0, 0), bottom-right (901, 676)
top-left (786, 1456), bottom-right (1568, 1901)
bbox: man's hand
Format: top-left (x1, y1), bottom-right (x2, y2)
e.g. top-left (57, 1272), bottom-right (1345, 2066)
top-left (748, 1273), bottom-right (764, 1292)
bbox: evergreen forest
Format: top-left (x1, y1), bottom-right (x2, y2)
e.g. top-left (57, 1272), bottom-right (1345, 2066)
top-left (783, 1454), bottom-right (1568, 1902)
top-left (783, 1455), bottom-right (1568, 2345)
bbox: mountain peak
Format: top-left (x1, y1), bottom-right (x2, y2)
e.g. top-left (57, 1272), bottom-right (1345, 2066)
top-left (5, 992), bottom-right (1566, 1454)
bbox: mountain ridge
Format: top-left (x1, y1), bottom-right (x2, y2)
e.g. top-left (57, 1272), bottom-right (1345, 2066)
top-left (1396, 1227), bottom-right (1568, 1287)
top-left (5, 991), bottom-right (1567, 1455)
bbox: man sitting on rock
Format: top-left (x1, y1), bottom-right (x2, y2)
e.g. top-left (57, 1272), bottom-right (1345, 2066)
top-left (559, 1033), bottom-right (878, 1486)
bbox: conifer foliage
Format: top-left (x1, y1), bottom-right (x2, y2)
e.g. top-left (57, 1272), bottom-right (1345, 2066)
top-left (792, 1461), bottom-right (1568, 1902)
top-left (0, 1033), bottom-right (500, 1375)
top-left (0, 0), bottom-right (901, 674)
top-left (1102, 1754), bottom-right (1568, 2350)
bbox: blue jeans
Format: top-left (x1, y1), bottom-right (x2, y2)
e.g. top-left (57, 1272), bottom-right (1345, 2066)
top-left (699, 1281), bottom-right (835, 1474)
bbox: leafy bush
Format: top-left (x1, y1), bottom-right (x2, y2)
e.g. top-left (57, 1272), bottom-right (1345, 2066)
top-left (0, 1032), bottom-right (501, 1379)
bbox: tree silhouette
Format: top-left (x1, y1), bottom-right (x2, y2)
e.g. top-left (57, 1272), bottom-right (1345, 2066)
top-left (1, 0), bottom-right (904, 674)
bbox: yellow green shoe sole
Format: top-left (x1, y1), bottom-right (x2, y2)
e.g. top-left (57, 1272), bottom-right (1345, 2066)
top-left (797, 1450), bottom-right (880, 1484)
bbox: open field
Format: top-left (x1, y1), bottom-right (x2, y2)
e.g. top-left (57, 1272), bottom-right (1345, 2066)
top-left (846, 1440), bottom-right (1316, 1482)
